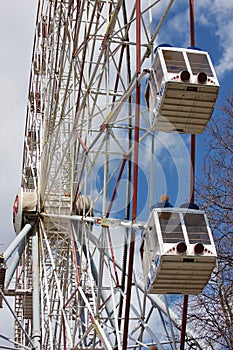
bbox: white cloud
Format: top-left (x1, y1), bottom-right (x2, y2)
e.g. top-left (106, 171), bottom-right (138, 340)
top-left (154, 0), bottom-right (233, 77)
top-left (0, 2), bottom-right (36, 342)
top-left (0, 1), bottom-right (37, 248)
top-left (195, 0), bottom-right (233, 77)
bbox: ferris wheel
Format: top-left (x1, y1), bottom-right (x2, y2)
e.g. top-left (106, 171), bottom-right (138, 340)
top-left (0, 0), bottom-right (219, 349)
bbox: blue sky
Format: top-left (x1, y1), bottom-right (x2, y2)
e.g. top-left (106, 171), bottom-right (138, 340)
top-left (153, 0), bottom-right (233, 207)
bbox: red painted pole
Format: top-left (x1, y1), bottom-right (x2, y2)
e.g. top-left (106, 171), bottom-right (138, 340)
top-left (106, 158), bottom-right (127, 218)
top-left (122, 1), bottom-right (141, 349)
top-left (189, 0), bottom-right (196, 205)
top-left (190, 134), bottom-right (195, 204)
top-left (180, 293), bottom-right (189, 350)
top-left (180, 1), bottom-right (196, 349)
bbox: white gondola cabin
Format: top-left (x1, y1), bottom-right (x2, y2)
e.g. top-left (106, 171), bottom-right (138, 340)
top-left (144, 46), bottom-right (220, 133)
top-left (140, 208), bottom-right (217, 295)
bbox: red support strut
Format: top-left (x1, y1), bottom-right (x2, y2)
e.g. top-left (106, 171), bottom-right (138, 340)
top-left (180, 1), bottom-right (196, 349)
top-left (122, 1), bottom-right (141, 349)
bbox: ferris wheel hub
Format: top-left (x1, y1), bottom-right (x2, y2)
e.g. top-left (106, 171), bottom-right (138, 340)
top-left (13, 188), bottom-right (38, 234)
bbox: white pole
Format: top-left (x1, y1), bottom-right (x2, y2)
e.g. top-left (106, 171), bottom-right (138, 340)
top-left (4, 224), bottom-right (32, 262)
top-left (32, 229), bottom-right (41, 349)
top-left (5, 240), bottom-right (25, 288)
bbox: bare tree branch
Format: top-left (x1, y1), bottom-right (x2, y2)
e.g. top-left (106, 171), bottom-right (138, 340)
top-left (187, 91), bottom-right (233, 349)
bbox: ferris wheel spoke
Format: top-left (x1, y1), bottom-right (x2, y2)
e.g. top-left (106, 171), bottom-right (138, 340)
top-left (40, 222), bottom-right (75, 347)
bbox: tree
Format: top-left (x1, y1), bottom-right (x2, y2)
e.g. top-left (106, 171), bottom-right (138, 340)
top-left (186, 93), bottom-right (233, 349)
